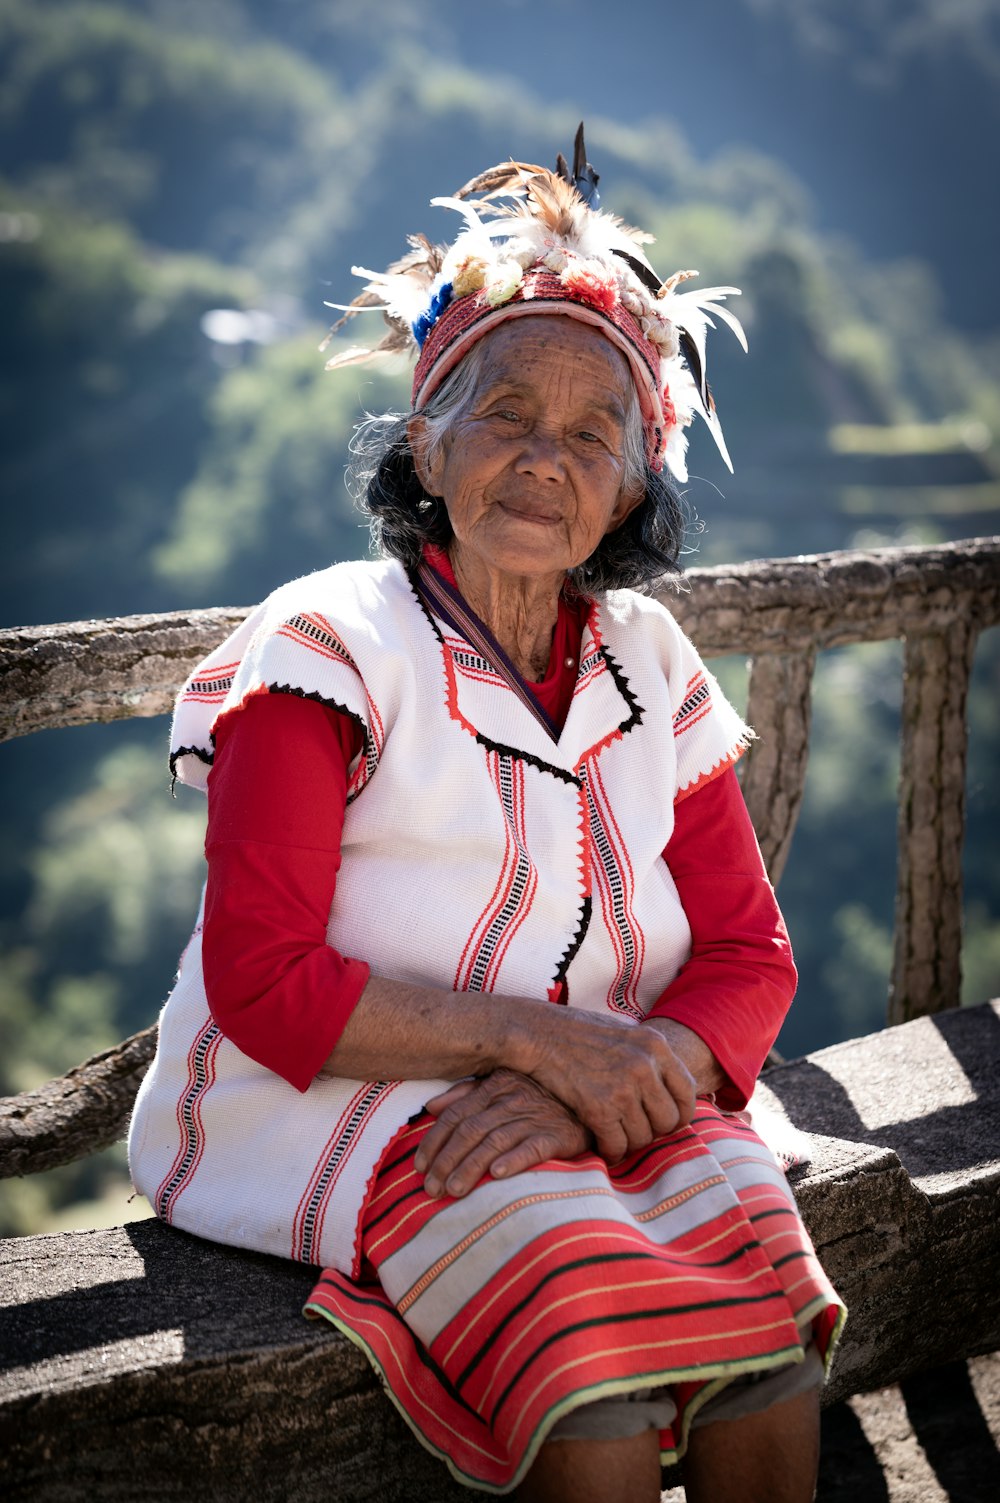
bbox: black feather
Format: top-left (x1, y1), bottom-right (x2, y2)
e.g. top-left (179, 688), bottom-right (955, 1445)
top-left (572, 123), bottom-right (588, 182)
top-left (554, 122), bottom-right (601, 208)
top-left (679, 330), bottom-right (708, 405)
top-left (573, 122), bottom-right (600, 207)
top-left (609, 247), bottom-right (662, 298)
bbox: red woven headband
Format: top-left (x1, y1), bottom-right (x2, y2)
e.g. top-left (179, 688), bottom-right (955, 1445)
top-left (412, 270), bottom-right (666, 470)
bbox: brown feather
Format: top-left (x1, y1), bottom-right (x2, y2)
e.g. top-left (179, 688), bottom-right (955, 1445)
top-left (319, 289), bottom-right (388, 351)
top-left (529, 173), bottom-right (584, 233)
top-left (454, 160), bottom-right (548, 200)
top-left (463, 162), bottom-right (654, 260)
top-left (320, 235), bottom-right (446, 353)
top-left (324, 320), bottom-right (415, 368)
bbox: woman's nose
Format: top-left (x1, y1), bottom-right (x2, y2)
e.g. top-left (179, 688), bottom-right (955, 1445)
top-left (514, 433), bottom-right (566, 482)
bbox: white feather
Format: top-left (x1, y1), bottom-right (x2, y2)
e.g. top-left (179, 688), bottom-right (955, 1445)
top-left (689, 384), bottom-right (735, 473)
top-left (671, 284), bottom-right (742, 305)
top-left (323, 300), bottom-right (388, 313)
top-left (350, 264), bottom-right (393, 286)
top-left (699, 299), bottom-right (748, 352)
top-left (575, 212), bottom-right (656, 271)
top-left (669, 287), bottom-right (747, 355)
top-left (669, 287), bottom-right (746, 340)
top-left (324, 346), bottom-right (378, 370)
top-left (429, 195), bottom-right (491, 235)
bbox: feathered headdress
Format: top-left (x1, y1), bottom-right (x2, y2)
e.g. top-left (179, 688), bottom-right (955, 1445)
top-left (321, 125), bottom-right (747, 482)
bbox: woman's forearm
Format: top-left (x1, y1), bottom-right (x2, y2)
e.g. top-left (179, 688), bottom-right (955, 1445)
top-left (318, 974), bottom-right (544, 1082)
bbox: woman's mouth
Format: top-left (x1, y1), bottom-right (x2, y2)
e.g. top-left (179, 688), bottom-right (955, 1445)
top-left (498, 498), bottom-right (562, 526)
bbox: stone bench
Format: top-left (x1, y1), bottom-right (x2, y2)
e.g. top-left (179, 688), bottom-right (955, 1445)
top-left (2, 999), bottom-right (998, 1501)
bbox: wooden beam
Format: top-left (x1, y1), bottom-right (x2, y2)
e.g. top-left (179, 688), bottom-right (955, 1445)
top-left (667, 536), bottom-right (1000, 657)
top-left (0, 1027), bottom-right (157, 1179)
top-left (2, 539), bottom-right (998, 741)
top-left (0, 608), bottom-right (247, 741)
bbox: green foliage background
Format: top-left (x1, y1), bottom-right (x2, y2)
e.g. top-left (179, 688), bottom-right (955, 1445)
top-left (1, 0), bottom-right (997, 1234)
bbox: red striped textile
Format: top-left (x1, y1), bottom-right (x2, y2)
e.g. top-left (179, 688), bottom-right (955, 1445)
top-left (306, 1102), bottom-right (844, 1494)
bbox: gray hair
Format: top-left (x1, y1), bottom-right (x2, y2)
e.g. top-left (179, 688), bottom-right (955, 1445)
top-left (347, 345), bottom-right (684, 593)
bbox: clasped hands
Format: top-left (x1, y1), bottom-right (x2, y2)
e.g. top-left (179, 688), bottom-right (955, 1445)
top-left (415, 1012), bottom-right (696, 1200)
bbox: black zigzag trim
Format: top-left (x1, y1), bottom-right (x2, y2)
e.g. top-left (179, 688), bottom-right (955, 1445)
top-left (552, 894), bottom-right (592, 989)
top-left (473, 729), bottom-right (580, 785)
top-left (406, 567), bottom-right (581, 787)
top-left (407, 562), bottom-right (450, 644)
top-left (597, 644), bottom-right (645, 740)
top-left (169, 742), bottom-right (214, 794)
top-left (169, 742), bottom-right (214, 775)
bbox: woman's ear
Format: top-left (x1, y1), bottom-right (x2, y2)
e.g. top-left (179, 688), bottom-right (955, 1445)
top-left (608, 481), bottom-right (646, 532)
top-left (407, 415), bottom-right (443, 496)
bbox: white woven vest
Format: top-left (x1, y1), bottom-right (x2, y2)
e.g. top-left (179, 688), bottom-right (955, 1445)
top-left (129, 559), bottom-right (751, 1273)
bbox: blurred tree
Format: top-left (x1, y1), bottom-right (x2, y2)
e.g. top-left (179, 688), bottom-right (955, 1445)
top-left (0, 738), bottom-right (206, 1158)
top-left (154, 337), bottom-right (409, 603)
top-left (0, 191), bottom-right (257, 625)
top-left (0, 1), bottom-right (357, 266)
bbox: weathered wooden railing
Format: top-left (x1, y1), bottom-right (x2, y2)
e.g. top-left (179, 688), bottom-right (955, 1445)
top-left (2, 537), bottom-right (1000, 1502)
top-left (0, 537), bottom-right (998, 1182)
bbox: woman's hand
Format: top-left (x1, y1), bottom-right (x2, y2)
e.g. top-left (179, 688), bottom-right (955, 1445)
top-left (322, 975), bottom-right (703, 1168)
top-left (517, 1010), bottom-right (697, 1164)
top-left (415, 1069), bottom-right (591, 1199)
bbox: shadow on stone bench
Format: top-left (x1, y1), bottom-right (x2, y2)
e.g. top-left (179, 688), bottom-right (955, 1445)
top-left (2, 1001), bottom-right (998, 1502)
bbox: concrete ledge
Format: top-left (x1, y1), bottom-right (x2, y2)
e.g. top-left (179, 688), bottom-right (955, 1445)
top-left (2, 1001), bottom-right (998, 1501)
top-left (763, 1000), bottom-right (1000, 1402)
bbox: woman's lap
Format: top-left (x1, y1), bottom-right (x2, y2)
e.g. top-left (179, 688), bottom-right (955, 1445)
top-left (306, 1101), bottom-right (843, 1494)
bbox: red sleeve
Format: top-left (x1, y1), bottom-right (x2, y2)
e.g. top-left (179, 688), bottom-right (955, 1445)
top-left (202, 690), bottom-right (371, 1092)
top-left (645, 766), bottom-right (796, 1110)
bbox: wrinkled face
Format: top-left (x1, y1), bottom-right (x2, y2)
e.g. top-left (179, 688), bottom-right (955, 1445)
top-left (410, 318), bottom-right (643, 582)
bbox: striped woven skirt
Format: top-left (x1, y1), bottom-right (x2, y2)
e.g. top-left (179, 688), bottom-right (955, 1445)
top-left (306, 1101), bottom-right (844, 1494)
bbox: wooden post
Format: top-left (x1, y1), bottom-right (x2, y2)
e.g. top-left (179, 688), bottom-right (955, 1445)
top-left (741, 649), bottom-right (816, 887)
top-left (889, 622), bottom-right (978, 1024)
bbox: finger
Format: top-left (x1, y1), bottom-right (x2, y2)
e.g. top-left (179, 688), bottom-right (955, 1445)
top-left (414, 1112), bottom-right (460, 1177)
top-left (638, 1083), bottom-right (683, 1141)
top-left (424, 1079), bottom-right (478, 1115)
top-left (590, 1060), bottom-right (674, 1151)
top-left (654, 1050), bottom-right (697, 1125)
top-left (416, 1099), bottom-right (484, 1175)
top-left (489, 1130), bottom-right (585, 1181)
top-left (593, 1119), bottom-right (629, 1164)
top-left (646, 1062), bottom-right (695, 1133)
top-left (618, 1099), bottom-right (656, 1156)
top-left (437, 1122), bottom-right (528, 1199)
top-left (416, 1081), bottom-right (503, 1173)
top-left (421, 1104), bottom-right (516, 1195)
top-left (611, 1042), bottom-right (691, 1140)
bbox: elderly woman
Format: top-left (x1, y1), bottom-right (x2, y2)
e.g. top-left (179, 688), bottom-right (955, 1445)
top-left (129, 134), bottom-right (843, 1503)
